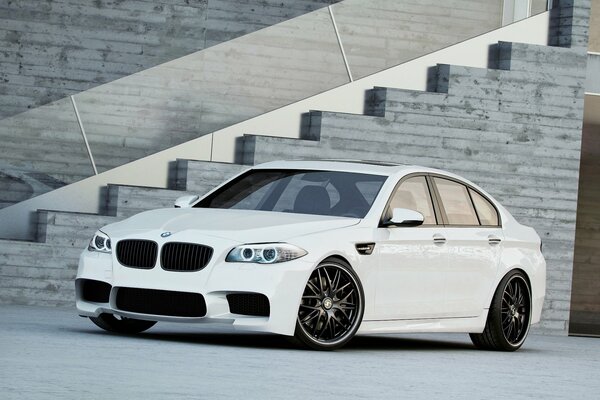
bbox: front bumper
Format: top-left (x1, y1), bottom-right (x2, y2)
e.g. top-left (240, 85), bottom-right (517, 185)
top-left (75, 246), bottom-right (314, 336)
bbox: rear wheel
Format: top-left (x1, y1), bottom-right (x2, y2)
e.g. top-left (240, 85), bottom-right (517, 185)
top-left (470, 270), bottom-right (532, 351)
top-left (294, 259), bottom-right (364, 350)
top-left (90, 313), bottom-right (156, 334)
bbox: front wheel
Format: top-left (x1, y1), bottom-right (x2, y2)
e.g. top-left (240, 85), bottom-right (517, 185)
top-left (90, 313), bottom-right (157, 334)
top-left (470, 270), bottom-right (532, 351)
top-left (294, 259), bottom-right (364, 350)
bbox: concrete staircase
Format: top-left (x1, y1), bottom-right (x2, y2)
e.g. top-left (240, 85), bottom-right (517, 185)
top-left (0, 160), bottom-right (244, 306)
top-left (0, 36), bottom-right (587, 335)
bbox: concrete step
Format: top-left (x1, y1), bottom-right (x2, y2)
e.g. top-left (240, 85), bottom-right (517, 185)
top-left (107, 184), bottom-right (190, 218)
top-left (318, 107), bottom-right (582, 156)
top-left (37, 210), bottom-right (119, 247)
top-left (436, 65), bottom-right (585, 111)
top-left (371, 87), bottom-right (584, 146)
top-left (436, 63), bottom-right (584, 92)
top-left (496, 41), bottom-right (588, 76)
top-left (376, 84), bottom-right (583, 119)
top-left (247, 110), bottom-right (581, 175)
top-left (175, 159), bottom-right (246, 193)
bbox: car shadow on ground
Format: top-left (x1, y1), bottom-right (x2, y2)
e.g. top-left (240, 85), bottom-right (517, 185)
top-left (70, 326), bottom-right (476, 352)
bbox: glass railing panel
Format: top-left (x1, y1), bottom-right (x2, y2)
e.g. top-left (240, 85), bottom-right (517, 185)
top-left (0, 97), bottom-right (94, 208)
top-left (74, 7), bottom-right (347, 173)
top-left (333, 0), bottom-right (504, 80)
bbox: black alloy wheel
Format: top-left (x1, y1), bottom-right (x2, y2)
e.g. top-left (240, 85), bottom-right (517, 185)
top-left (294, 259), bottom-right (364, 350)
top-left (470, 270), bottom-right (532, 351)
top-left (90, 313), bottom-right (157, 334)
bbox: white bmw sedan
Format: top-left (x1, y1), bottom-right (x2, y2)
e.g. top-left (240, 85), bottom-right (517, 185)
top-left (76, 160), bottom-right (545, 351)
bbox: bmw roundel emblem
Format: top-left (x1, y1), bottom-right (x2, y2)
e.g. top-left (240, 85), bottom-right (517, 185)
top-left (161, 232), bottom-right (172, 238)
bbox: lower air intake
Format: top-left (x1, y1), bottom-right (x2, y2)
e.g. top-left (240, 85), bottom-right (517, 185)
top-left (116, 287), bottom-right (206, 317)
top-left (78, 279), bottom-right (111, 303)
top-left (227, 293), bottom-right (270, 317)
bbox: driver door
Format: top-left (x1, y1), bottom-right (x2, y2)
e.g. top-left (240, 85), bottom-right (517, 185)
top-left (373, 175), bottom-right (449, 320)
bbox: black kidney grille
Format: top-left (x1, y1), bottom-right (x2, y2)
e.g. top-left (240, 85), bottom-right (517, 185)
top-left (227, 293), bottom-right (270, 317)
top-left (116, 240), bottom-right (158, 269)
top-left (116, 287), bottom-right (207, 317)
top-left (161, 242), bottom-right (213, 272)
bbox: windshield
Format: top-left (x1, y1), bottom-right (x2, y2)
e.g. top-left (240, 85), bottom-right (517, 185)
top-left (195, 169), bottom-right (387, 218)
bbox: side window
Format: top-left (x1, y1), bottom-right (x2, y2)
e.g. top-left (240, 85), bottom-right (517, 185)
top-left (387, 176), bottom-right (436, 225)
top-left (469, 188), bottom-right (499, 226)
top-left (433, 178), bottom-right (479, 226)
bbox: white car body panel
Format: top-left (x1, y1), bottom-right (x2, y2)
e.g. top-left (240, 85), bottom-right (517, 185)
top-left (76, 160), bottom-right (546, 337)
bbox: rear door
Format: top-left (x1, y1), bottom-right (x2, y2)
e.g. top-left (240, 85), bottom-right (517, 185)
top-left (430, 176), bottom-right (503, 317)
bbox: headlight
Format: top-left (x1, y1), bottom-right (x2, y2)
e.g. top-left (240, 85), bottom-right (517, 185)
top-left (226, 243), bottom-right (307, 264)
top-left (88, 230), bottom-right (112, 253)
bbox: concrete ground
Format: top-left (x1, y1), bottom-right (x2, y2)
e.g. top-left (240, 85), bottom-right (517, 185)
top-left (1, 305), bottom-right (599, 399)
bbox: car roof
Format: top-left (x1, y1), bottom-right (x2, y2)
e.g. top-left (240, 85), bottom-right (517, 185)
top-left (252, 159), bottom-right (452, 178)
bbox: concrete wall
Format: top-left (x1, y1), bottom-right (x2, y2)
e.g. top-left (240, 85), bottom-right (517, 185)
top-left (0, 0), bottom-right (507, 210)
top-left (0, 0), bottom-right (340, 119)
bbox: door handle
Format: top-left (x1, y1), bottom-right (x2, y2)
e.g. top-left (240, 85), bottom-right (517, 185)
top-left (433, 234), bottom-right (446, 244)
top-left (488, 235), bottom-right (502, 245)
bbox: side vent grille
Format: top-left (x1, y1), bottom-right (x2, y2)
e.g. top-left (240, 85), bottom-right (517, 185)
top-left (355, 242), bottom-right (375, 255)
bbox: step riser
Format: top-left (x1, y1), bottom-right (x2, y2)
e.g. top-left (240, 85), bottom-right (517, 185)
top-left (495, 42), bottom-right (588, 74)
top-left (107, 185), bottom-right (190, 218)
top-left (175, 160), bottom-right (245, 192)
top-left (246, 128), bottom-right (581, 179)
top-left (37, 211), bottom-right (118, 244)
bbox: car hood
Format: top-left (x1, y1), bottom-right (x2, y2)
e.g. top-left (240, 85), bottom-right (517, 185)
top-left (101, 208), bottom-right (360, 243)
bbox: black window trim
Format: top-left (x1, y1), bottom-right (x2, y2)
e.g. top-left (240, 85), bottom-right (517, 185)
top-left (378, 173), bottom-right (441, 227)
top-left (428, 173), bottom-right (502, 228)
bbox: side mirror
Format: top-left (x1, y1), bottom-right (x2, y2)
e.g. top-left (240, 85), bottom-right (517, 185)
top-left (385, 208), bottom-right (424, 227)
top-left (174, 195), bottom-right (199, 209)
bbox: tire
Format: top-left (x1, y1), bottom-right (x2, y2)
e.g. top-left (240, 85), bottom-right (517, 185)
top-left (294, 259), bottom-right (364, 350)
top-left (89, 313), bottom-right (157, 334)
top-left (470, 270), bottom-right (532, 351)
